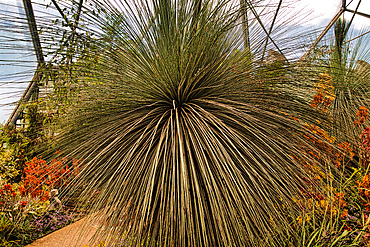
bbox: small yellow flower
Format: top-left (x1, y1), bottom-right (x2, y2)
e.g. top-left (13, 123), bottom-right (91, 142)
top-left (306, 214), bottom-right (311, 222)
top-left (296, 216), bottom-right (303, 224)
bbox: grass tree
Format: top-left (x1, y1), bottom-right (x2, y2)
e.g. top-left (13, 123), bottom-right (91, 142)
top-left (303, 18), bottom-right (370, 146)
top-left (328, 19), bottom-right (370, 146)
top-left (3, 0), bottom-right (344, 246)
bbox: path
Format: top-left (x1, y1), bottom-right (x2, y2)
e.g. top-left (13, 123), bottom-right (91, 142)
top-left (25, 218), bottom-right (101, 247)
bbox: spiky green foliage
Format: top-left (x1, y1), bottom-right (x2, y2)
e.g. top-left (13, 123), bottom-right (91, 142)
top-left (322, 19), bottom-right (370, 145)
top-left (297, 18), bottom-right (370, 146)
top-left (1, 0), bottom-right (343, 246)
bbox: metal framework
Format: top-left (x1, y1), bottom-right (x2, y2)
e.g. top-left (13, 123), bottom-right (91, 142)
top-left (302, 0), bottom-right (370, 59)
top-left (6, 0), bottom-right (84, 126)
top-left (6, 0), bottom-right (44, 126)
top-left (242, 0), bottom-right (370, 61)
top-left (245, 0), bottom-right (285, 59)
top-left (261, 0), bottom-right (283, 61)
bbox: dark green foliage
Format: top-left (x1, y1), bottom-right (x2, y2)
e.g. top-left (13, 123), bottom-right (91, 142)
top-left (0, 126), bottom-right (29, 183)
top-left (0, 212), bottom-right (34, 247)
top-left (0, 103), bottom-right (46, 183)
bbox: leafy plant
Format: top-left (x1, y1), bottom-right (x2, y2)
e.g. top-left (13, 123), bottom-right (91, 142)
top-left (0, 211), bottom-right (34, 247)
top-left (0, 104), bottom-right (49, 183)
top-left (0, 155), bottom-right (79, 246)
top-left (31, 207), bottom-right (74, 239)
top-left (0, 183), bottom-right (39, 247)
top-left (0, 126), bottom-right (30, 183)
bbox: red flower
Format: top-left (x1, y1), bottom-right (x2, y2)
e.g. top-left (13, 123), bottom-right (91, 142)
top-left (40, 191), bottom-right (50, 202)
top-left (19, 201), bottom-right (27, 207)
top-left (18, 186), bottom-right (26, 196)
top-left (3, 184), bottom-right (12, 191)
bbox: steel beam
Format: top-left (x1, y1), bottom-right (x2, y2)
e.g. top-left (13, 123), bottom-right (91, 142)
top-left (301, 7), bottom-right (346, 60)
top-left (51, 0), bottom-right (72, 29)
top-left (261, 0), bottom-right (283, 61)
top-left (245, 0), bottom-right (286, 61)
top-left (346, 9), bottom-right (370, 19)
top-left (7, 0), bottom-right (44, 126)
top-left (240, 0), bottom-right (250, 51)
top-left (6, 70), bottom-right (42, 126)
top-left (23, 0), bottom-right (44, 65)
top-left (344, 0), bottom-right (362, 37)
top-left (344, 29), bottom-right (370, 44)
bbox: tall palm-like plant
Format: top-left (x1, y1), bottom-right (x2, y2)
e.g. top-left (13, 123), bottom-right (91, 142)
top-left (2, 0), bottom-right (340, 246)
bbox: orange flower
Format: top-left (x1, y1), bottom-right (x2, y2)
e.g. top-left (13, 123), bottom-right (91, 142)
top-left (341, 209), bottom-right (348, 218)
top-left (40, 191), bottom-right (50, 201)
top-left (21, 156), bottom-right (81, 199)
top-left (334, 192), bottom-right (347, 208)
top-left (354, 106), bottom-right (369, 126)
top-left (334, 142), bottom-right (354, 168)
top-left (18, 186), bottom-right (26, 196)
top-left (3, 184), bottom-right (12, 191)
top-left (311, 92), bottom-right (323, 108)
top-left (311, 72), bottom-right (335, 111)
